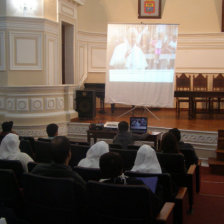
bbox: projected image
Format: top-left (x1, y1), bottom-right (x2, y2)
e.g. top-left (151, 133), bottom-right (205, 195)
top-left (105, 24), bottom-right (178, 108)
top-left (107, 24), bottom-right (178, 83)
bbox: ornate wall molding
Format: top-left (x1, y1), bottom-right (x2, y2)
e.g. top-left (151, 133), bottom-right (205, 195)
top-left (9, 31), bottom-right (43, 70)
top-left (46, 33), bottom-right (58, 85)
top-left (0, 31), bottom-right (6, 71)
top-left (14, 122), bottom-right (69, 138)
top-left (87, 43), bottom-right (106, 72)
top-left (0, 85), bottom-right (79, 125)
top-left (0, 17), bottom-right (59, 34)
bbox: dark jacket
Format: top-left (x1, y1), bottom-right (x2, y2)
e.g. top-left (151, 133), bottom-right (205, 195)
top-left (113, 131), bottom-right (149, 149)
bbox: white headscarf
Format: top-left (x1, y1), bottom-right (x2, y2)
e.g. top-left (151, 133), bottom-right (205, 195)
top-left (131, 145), bottom-right (162, 174)
top-left (0, 133), bottom-right (33, 172)
top-left (78, 141), bottom-right (109, 168)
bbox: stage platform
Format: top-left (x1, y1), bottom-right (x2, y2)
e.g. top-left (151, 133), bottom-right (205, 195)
top-left (69, 107), bottom-right (224, 166)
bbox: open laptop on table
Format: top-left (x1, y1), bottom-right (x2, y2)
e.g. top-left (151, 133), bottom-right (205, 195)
top-left (130, 117), bottom-right (148, 134)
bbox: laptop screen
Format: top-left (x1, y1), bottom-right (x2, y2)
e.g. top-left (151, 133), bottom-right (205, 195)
top-left (130, 117), bottom-right (148, 134)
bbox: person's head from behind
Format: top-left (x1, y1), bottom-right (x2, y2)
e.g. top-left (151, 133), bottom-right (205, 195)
top-left (2, 121), bottom-right (13, 133)
top-left (51, 136), bottom-right (71, 165)
top-left (118, 121), bottom-right (129, 133)
top-left (46, 123), bottom-right (58, 138)
top-left (160, 132), bottom-right (179, 153)
top-left (168, 128), bottom-right (181, 142)
top-left (100, 152), bottom-right (123, 179)
top-left (0, 133), bottom-right (20, 156)
top-left (135, 145), bottom-right (157, 166)
top-left (86, 141), bottom-right (109, 159)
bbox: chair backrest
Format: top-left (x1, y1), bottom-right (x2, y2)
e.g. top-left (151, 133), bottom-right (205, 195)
top-left (213, 73), bottom-right (224, 91)
top-left (19, 136), bottom-right (36, 153)
top-left (180, 148), bottom-right (198, 169)
top-left (109, 143), bottom-right (123, 149)
top-left (109, 148), bottom-right (137, 171)
top-left (37, 137), bottom-right (51, 142)
top-left (193, 73), bottom-right (208, 91)
top-left (124, 171), bottom-right (174, 202)
top-left (69, 144), bottom-right (89, 167)
top-left (87, 180), bottom-right (153, 224)
top-left (19, 139), bottom-right (35, 160)
top-left (27, 161), bottom-right (38, 172)
top-left (156, 152), bottom-right (186, 188)
top-left (22, 173), bottom-right (77, 224)
top-left (69, 140), bottom-right (90, 146)
top-left (0, 159), bottom-right (24, 185)
top-left (109, 143), bottom-right (139, 150)
top-left (34, 140), bottom-right (52, 163)
top-left (176, 73), bottom-right (191, 91)
top-left (73, 166), bottom-right (102, 181)
top-left (0, 169), bottom-right (24, 210)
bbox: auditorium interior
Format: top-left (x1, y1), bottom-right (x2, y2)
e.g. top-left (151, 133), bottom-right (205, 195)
top-left (1, 0), bottom-right (224, 223)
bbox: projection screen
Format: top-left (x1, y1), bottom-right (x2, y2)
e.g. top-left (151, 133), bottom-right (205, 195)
top-left (105, 24), bottom-right (178, 107)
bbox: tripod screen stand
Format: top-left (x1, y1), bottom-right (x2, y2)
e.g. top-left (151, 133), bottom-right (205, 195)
top-left (117, 106), bottom-right (160, 120)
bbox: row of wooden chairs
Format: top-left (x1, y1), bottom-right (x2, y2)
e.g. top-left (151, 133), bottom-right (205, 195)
top-left (176, 73), bottom-right (224, 116)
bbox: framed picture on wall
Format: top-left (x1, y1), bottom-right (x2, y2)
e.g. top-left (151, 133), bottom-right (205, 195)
top-left (138, 0), bottom-right (161, 19)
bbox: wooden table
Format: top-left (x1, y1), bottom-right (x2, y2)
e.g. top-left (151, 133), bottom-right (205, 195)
top-left (87, 129), bottom-right (162, 150)
top-left (174, 90), bottom-right (224, 119)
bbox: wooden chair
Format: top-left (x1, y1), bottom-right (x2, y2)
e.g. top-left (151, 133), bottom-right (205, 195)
top-left (192, 73), bottom-right (209, 113)
top-left (175, 73), bottom-right (191, 116)
top-left (124, 171), bottom-right (188, 224)
top-left (212, 73), bottom-right (224, 112)
top-left (87, 180), bottom-right (174, 224)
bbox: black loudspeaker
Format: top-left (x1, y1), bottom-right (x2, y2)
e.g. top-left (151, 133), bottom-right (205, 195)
top-left (76, 90), bottom-right (96, 119)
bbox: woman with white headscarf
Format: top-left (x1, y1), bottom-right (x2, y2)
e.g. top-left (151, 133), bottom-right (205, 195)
top-left (78, 141), bottom-right (109, 168)
top-left (131, 145), bottom-right (162, 174)
top-left (0, 133), bottom-right (33, 172)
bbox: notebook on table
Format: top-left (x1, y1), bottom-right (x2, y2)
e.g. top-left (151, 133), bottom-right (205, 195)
top-left (130, 117), bottom-right (148, 134)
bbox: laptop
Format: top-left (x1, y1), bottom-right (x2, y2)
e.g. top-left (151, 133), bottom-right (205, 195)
top-left (136, 177), bottom-right (158, 193)
top-left (130, 117), bottom-right (148, 134)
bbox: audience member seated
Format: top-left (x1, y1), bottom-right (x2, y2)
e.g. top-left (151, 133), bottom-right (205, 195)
top-left (0, 121), bottom-right (14, 144)
top-left (113, 121), bottom-right (150, 149)
top-left (131, 144), bottom-right (162, 174)
top-left (158, 132), bottom-right (187, 194)
top-left (160, 132), bottom-right (180, 154)
top-left (77, 141), bottom-right (109, 168)
top-left (99, 151), bottom-right (163, 217)
top-left (31, 136), bottom-right (86, 188)
top-left (46, 123), bottom-right (58, 139)
top-left (31, 136), bottom-right (87, 218)
top-left (168, 128), bottom-right (198, 167)
top-left (0, 133), bottom-right (33, 172)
